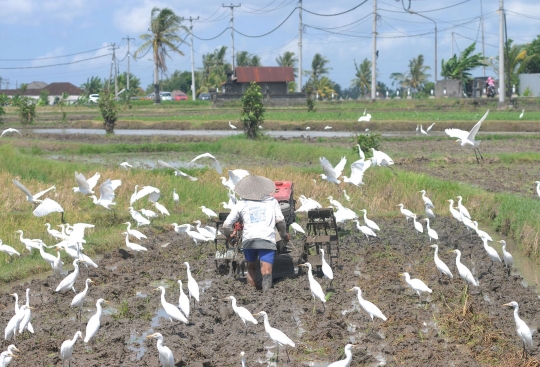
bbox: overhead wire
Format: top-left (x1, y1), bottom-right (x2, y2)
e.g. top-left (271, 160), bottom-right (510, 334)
top-left (302, 1), bottom-right (368, 16)
top-left (234, 6), bottom-right (297, 38)
top-left (0, 46), bottom-right (110, 62)
top-left (239, 0), bottom-right (295, 14)
top-left (0, 54), bottom-right (111, 70)
top-left (193, 27), bottom-right (230, 41)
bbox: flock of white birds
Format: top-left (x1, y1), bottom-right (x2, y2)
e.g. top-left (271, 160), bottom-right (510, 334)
top-left (0, 109), bottom-right (535, 366)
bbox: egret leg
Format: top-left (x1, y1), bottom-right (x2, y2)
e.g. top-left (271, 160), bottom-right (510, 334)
top-left (285, 347), bottom-right (291, 362)
top-left (473, 149), bottom-right (480, 163)
top-left (476, 148), bottom-right (484, 161)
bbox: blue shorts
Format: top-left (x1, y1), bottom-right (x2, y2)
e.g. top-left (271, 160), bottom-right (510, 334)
top-left (243, 249), bottom-right (276, 264)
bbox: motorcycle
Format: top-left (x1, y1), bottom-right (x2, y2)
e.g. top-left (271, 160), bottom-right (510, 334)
top-left (486, 84), bottom-right (496, 98)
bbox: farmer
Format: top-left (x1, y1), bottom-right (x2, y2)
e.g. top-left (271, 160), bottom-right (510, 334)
top-left (222, 175), bottom-right (290, 293)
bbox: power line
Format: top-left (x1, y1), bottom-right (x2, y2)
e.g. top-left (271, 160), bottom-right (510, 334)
top-left (193, 27), bottom-right (230, 41)
top-left (0, 54), bottom-right (111, 70)
top-left (239, 0), bottom-right (295, 14)
top-left (302, 1), bottom-right (368, 16)
top-left (415, 0), bottom-right (472, 14)
top-left (0, 46), bottom-right (110, 61)
top-left (306, 13), bottom-right (372, 31)
top-left (234, 6), bottom-right (298, 38)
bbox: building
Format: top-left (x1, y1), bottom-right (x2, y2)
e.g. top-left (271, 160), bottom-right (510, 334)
top-left (1, 81), bottom-right (84, 104)
top-left (223, 67), bottom-right (295, 94)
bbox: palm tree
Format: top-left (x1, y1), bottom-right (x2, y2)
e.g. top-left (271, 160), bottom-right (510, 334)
top-left (490, 39), bottom-right (528, 97)
top-left (236, 51), bottom-right (251, 67)
top-left (351, 58), bottom-right (371, 98)
top-left (390, 55), bottom-right (431, 94)
top-left (80, 76), bottom-right (103, 95)
top-left (250, 55), bottom-right (261, 67)
top-left (199, 46), bottom-right (231, 93)
top-left (304, 53), bottom-right (331, 84)
top-left (134, 7), bottom-right (187, 104)
top-left (276, 51), bottom-right (298, 76)
top-left (441, 42), bottom-right (486, 84)
top-left (313, 77), bottom-right (336, 100)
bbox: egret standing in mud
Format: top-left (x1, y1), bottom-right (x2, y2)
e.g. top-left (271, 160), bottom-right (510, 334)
top-left (428, 245), bottom-right (453, 282)
top-left (499, 240), bottom-right (514, 276)
top-left (155, 286), bottom-right (188, 326)
top-left (503, 301), bottom-right (534, 359)
top-left (183, 262), bottom-right (200, 308)
top-left (399, 272), bottom-right (432, 301)
top-left (347, 287), bottom-right (387, 332)
top-left (223, 296), bottom-right (258, 335)
top-left (146, 333), bottom-right (175, 367)
top-left (60, 331), bottom-right (82, 367)
top-left (252, 311), bottom-right (295, 362)
top-left (328, 343), bottom-right (358, 367)
top-left (84, 299), bottom-right (108, 343)
top-left (71, 279), bottom-right (93, 320)
top-left (177, 280), bottom-right (190, 318)
top-left (298, 263), bottom-right (326, 313)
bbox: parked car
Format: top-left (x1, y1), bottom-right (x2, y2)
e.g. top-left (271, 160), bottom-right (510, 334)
top-left (174, 92), bottom-right (188, 101)
top-left (89, 94), bottom-right (100, 103)
top-left (160, 92), bottom-right (173, 101)
top-left (199, 93), bottom-right (211, 100)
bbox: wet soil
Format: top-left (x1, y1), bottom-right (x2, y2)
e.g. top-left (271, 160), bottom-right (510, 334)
top-left (1, 217), bottom-right (539, 366)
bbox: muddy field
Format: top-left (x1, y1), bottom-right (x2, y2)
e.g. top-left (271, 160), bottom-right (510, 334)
top-left (1, 216), bottom-right (539, 366)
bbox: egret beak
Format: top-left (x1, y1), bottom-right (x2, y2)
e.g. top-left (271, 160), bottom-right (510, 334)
top-left (28, 307), bottom-right (34, 310)
top-left (252, 312), bottom-right (260, 317)
top-left (398, 273), bottom-right (404, 277)
top-left (502, 303), bottom-right (512, 307)
top-left (89, 279), bottom-right (94, 284)
top-left (222, 297), bottom-right (231, 301)
top-left (146, 333), bottom-right (156, 339)
top-left (346, 288), bottom-right (354, 292)
top-left (447, 250), bottom-right (455, 254)
top-left (153, 288), bottom-right (160, 291)
top-left (104, 300), bottom-right (110, 304)
top-left (12, 347), bottom-right (20, 353)
top-left (79, 260), bottom-right (87, 263)
top-left (9, 354), bottom-right (17, 359)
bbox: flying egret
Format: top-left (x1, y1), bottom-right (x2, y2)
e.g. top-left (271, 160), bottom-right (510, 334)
top-left (119, 162), bottom-right (132, 169)
top-left (0, 128), bottom-right (22, 137)
top-left (173, 188), bottom-right (179, 205)
top-left (12, 179), bottom-right (55, 205)
top-left (320, 156), bottom-right (347, 184)
top-left (319, 248), bottom-right (333, 280)
top-left (71, 279), bottom-right (93, 320)
top-left (56, 259), bottom-right (85, 293)
top-left (223, 295), bottom-right (258, 335)
top-left (419, 190), bottom-right (434, 209)
top-left (188, 153), bottom-right (223, 174)
top-left (158, 160), bottom-right (198, 181)
top-left (121, 232), bottom-right (148, 254)
top-left (422, 218), bottom-right (439, 242)
top-left (132, 185), bottom-right (161, 203)
top-left (123, 222), bottom-right (147, 240)
top-left (450, 249), bottom-right (478, 287)
top-left (420, 125), bottom-right (427, 135)
top-left (183, 262), bottom-right (200, 306)
top-left (290, 222), bottom-right (305, 235)
top-left (428, 245), bottom-right (453, 280)
top-left (353, 220), bottom-right (377, 241)
top-left (153, 202), bottom-right (170, 216)
top-left (447, 199), bottom-right (462, 225)
top-left (177, 280), bottom-right (190, 318)
top-left (360, 209), bottom-right (380, 231)
top-left (200, 206), bottom-right (218, 219)
top-left (342, 159), bottom-right (371, 187)
top-left (371, 148), bottom-right (395, 173)
top-left (73, 172), bottom-right (100, 195)
top-left (328, 343), bottom-right (358, 367)
top-left (519, 109), bottom-right (524, 119)
top-left (503, 301), bottom-right (534, 358)
top-left (155, 286), bottom-right (188, 325)
top-left (412, 215), bottom-right (423, 236)
top-left (348, 287), bottom-right (387, 323)
top-left (229, 121), bottom-right (237, 129)
top-left (397, 204), bottom-right (415, 223)
top-left (252, 311), bottom-right (295, 362)
top-left (481, 238), bottom-right (502, 272)
top-left (0, 240), bottom-right (20, 258)
top-left (1, 344), bottom-right (20, 366)
top-left (455, 196), bottom-right (471, 219)
top-left (89, 179), bottom-right (116, 210)
top-left (499, 240), bottom-right (514, 275)
top-left (445, 109), bottom-right (489, 163)
top-left (33, 198), bottom-right (65, 222)
top-left (399, 272), bottom-right (432, 300)
top-left (60, 330), bottom-right (82, 367)
top-left (84, 299), bottom-right (108, 343)
top-left (128, 207), bottom-right (150, 227)
top-left (426, 123), bottom-right (435, 132)
top-left (146, 332), bottom-right (175, 367)
top-left (298, 263), bottom-right (326, 312)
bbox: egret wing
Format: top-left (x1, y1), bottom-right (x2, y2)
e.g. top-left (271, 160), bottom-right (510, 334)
top-left (33, 198), bottom-right (64, 217)
top-left (319, 157), bottom-right (338, 181)
top-left (12, 179), bottom-right (34, 199)
top-left (334, 156), bottom-right (347, 177)
top-left (157, 159), bottom-right (177, 170)
top-left (134, 186), bottom-right (161, 202)
top-left (467, 109), bottom-right (489, 140)
top-left (98, 179), bottom-right (115, 202)
top-left (33, 185), bottom-right (56, 200)
top-left (175, 169), bottom-right (198, 181)
top-left (110, 179), bottom-right (122, 191)
top-left (74, 172), bottom-right (91, 192)
top-left (86, 173), bottom-right (101, 190)
top-left (228, 169), bottom-right (249, 185)
top-left (444, 128), bottom-right (469, 141)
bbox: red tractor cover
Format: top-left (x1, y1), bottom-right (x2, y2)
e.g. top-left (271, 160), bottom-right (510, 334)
top-left (273, 181), bottom-right (293, 202)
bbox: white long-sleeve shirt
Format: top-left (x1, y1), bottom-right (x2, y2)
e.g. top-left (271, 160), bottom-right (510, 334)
top-left (223, 197), bottom-right (285, 245)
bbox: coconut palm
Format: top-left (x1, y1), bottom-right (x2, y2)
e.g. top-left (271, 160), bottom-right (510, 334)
top-left (304, 53), bottom-right (331, 83)
top-left (520, 35), bottom-right (540, 74)
top-left (441, 42), bottom-right (487, 84)
top-left (236, 51), bottom-right (251, 67)
top-left (276, 51), bottom-right (298, 76)
top-left (134, 7), bottom-right (187, 104)
top-left (351, 58), bottom-right (372, 98)
top-left (390, 55), bottom-right (431, 94)
top-left (80, 76), bottom-right (103, 95)
top-left (313, 76), bottom-right (337, 100)
top-left (489, 39), bottom-right (528, 97)
top-left (198, 46), bottom-right (231, 93)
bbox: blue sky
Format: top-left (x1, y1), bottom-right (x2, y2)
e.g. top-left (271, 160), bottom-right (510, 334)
top-left (0, 0), bottom-right (538, 92)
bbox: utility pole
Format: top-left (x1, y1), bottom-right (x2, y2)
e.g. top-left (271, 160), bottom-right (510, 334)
top-left (451, 32), bottom-right (454, 57)
top-left (108, 44), bottom-right (116, 90)
top-left (298, 0), bottom-right (302, 93)
top-left (223, 3), bottom-right (241, 75)
top-left (480, 0), bottom-right (485, 76)
top-left (371, 0), bottom-right (377, 100)
top-left (123, 36), bottom-right (134, 91)
top-left (183, 16), bottom-right (199, 101)
top-left (498, 0), bottom-right (505, 103)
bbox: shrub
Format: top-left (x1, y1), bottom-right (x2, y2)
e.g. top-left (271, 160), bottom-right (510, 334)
top-left (523, 87), bottom-right (533, 97)
top-left (98, 89), bottom-right (118, 134)
top-left (306, 86), bottom-right (316, 113)
top-left (0, 93), bottom-right (7, 122)
top-left (240, 82), bottom-right (265, 139)
top-left (355, 133), bottom-right (381, 158)
top-left (13, 85), bottom-right (36, 125)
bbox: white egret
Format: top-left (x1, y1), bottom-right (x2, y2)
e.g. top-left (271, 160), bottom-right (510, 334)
top-left (295, 195), bottom-right (322, 213)
top-left (71, 278), bottom-right (93, 319)
top-left (456, 196), bottom-right (471, 219)
top-left (121, 232), bottom-right (148, 253)
top-left (177, 280), bottom-right (190, 318)
top-left (503, 301), bottom-right (534, 358)
top-left (84, 298), bottom-right (108, 343)
top-left (290, 222), bottom-right (305, 235)
top-left (89, 179), bottom-right (116, 210)
top-left (33, 198), bottom-right (65, 222)
top-left (473, 222), bottom-right (493, 242)
top-left (447, 199), bottom-right (462, 224)
top-left (200, 206), bottom-right (218, 219)
top-left (252, 311), bottom-right (295, 362)
top-left (155, 286), bottom-right (188, 324)
top-left (158, 160), bottom-right (198, 181)
top-left (499, 240), bottom-right (514, 274)
top-left (519, 109), bottom-right (524, 119)
top-left (358, 109), bottom-right (371, 122)
top-left (412, 215), bottom-right (424, 236)
top-left (360, 209), bottom-right (380, 231)
top-left (153, 202), bottom-right (170, 216)
top-left (223, 295), bottom-right (258, 334)
top-left (319, 248), bottom-right (333, 280)
top-left (419, 190), bottom-right (434, 209)
top-left (371, 148), bottom-right (395, 171)
top-left (461, 216), bottom-right (477, 235)
top-left (1, 344), bottom-right (20, 366)
top-left (298, 263), bottom-right (326, 312)
top-left (241, 351), bottom-right (246, 367)
top-left (119, 161), bottom-right (132, 169)
top-left (193, 220), bottom-right (215, 240)
top-left (420, 125), bottom-right (427, 135)
top-left (38, 241), bottom-right (57, 268)
top-left (173, 188), bottom-right (179, 205)
top-left (305, 126), bottom-right (311, 130)
top-left (535, 181), bottom-right (540, 199)
top-left (188, 153), bottom-right (223, 174)
top-left (324, 126), bottom-right (332, 130)
top-left (15, 230), bottom-right (40, 251)
top-left (183, 262), bottom-right (200, 306)
top-left (320, 156), bottom-right (347, 184)
top-left (53, 248), bottom-right (63, 277)
top-left (399, 272), bottom-right (432, 299)
top-left (426, 123), bottom-right (435, 132)
top-left (445, 109), bottom-right (489, 162)
top-left (131, 185), bottom-right (161, 203)
top-left (0, 240), bottom-right (20, 258)
top-left (172, 223), bottom-right (190, 234)
top-left (328, 343), bottom-right (358, 367)
top-left (229, 121), bottom-right (237, 129)
top-left (56, 259), bottom-right (85, 293)
top-left (5, 305), bottom-right (27, 340)
top-left (1, 128), bottom-right (21, 137)
top-left (220, 169), bottom-right (250, 191)
top-left (348, 287), bottom-right (387, 322)
top-left (428, 245), bottom-right (453, 280)
top-left (123, 222), bottom-right (147, 240)
top-left (450, 250), bottom-right (478, 287)
top-left (73, 172), bottom-right (100, 195)
top-left (185, 226), bottom-right (212, 245)
top-left (18, 289), bottom-right (33, 335)
top-left (423, 218), bottom-right (439, 242)
top-left (45, 223), bottom-right (64, 240)
top-left (397, 204), bottom-right (415, 223)
top-left (128, 207), bottom-right (150, 227)
top-left (425, 204), bottom-right (435, 220)
top-left (146, 332), bottom-right (175, 367)
top-left (481, 238), bottom-right (502, 272)
top-left (342, 190), bottom-right (351, 202)
top-left (12, 179), bottom-right (55, 205)
top-left (60, 330), bottom-right (82, 367)
top-left (353, 220), bottom-right (377, 241)
top-left (415, 124), bottom-right (420, 134)
top-left (140, 208), bottom-right (158, 220)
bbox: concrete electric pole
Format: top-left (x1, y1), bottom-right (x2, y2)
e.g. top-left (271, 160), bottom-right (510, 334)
top-left (122, 36), bottom-right (134, 91)
top-left (298, 0), bottom-right (302, 92)
top-left (499, 0), bottom-right (505, 104)
top-left (371, 0), bottom-right (377, 100)
top-left (223, 3), bottom-right (241, 75)
top-left (183, 16), bottom-right (200, 101)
